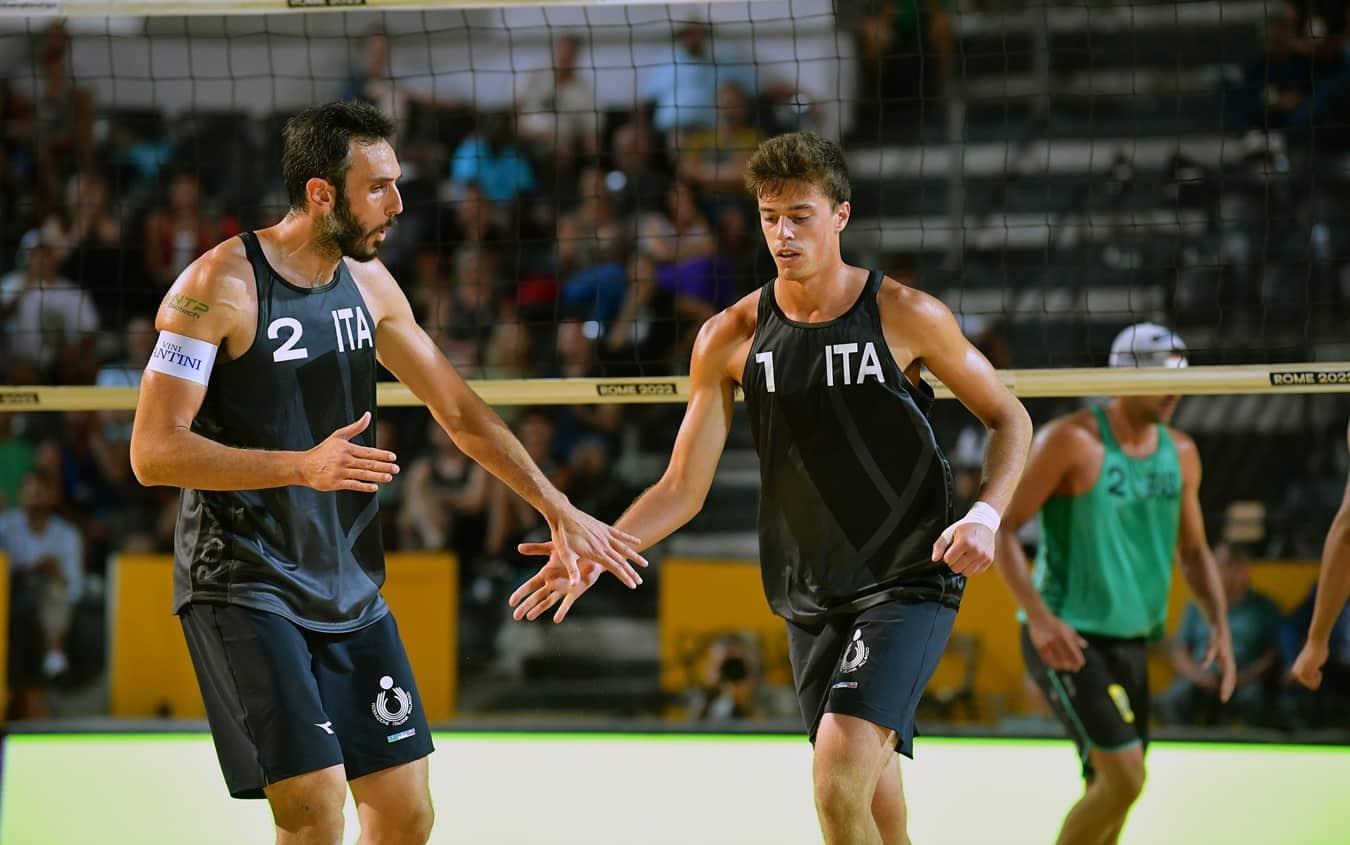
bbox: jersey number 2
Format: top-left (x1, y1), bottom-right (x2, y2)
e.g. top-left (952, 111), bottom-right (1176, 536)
top-left (1106, 466), bottom-right (1126, 498)
top-left (268, 317), bottom-right (309, 362)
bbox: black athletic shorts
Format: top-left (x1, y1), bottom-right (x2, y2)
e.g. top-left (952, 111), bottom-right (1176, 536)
top-left (180, 602), bottom-right (435, 799)
top-left (1021, 625), bottom-right (1149, 779)
top-left (787, 600), bottom-right (956, 757)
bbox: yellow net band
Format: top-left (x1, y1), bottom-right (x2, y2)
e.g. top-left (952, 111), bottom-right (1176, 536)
top-left (6, 362), bottom-right (1350, 411)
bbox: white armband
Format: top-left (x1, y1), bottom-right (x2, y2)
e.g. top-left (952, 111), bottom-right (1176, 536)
top-left (145, 330), bottom-right (218, 385)
top-left (940, 501), bottom-right (1001, 543)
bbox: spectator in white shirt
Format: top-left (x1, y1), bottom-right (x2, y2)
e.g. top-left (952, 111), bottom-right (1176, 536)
top-left (516, 33), bottom-right (601, 165)
top-left (0, 227), bottom-right (100, 375)
top-left (0, 468), bottom-right (83, 678)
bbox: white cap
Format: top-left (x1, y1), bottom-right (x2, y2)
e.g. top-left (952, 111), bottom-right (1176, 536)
top-left (1108, 322), bottom-right (1188, 368)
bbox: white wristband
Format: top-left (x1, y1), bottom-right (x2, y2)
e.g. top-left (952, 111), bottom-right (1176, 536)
top-left (145, 330), bottom-right (218, 385)
top-left (940, 501), bottom-right (1001, 543)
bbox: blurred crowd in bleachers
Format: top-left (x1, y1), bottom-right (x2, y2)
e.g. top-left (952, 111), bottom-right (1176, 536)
top-left (0, 3), bottom-right (1348, 735)
top-left (0, 13), bottom-right (816, 718)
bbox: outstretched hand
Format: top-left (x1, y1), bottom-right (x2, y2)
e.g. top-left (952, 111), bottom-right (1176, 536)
top-left (301, 412), bottom-right (399, 493)
top-left (545, 507), bottom-right (646, 587)
top-left (509, 543), bottom-right (624, 623)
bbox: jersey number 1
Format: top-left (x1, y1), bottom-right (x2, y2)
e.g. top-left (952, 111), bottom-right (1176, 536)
top-left (755, 351), bottom-right (776, 393)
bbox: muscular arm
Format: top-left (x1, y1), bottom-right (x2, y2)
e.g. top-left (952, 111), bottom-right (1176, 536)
top-left (369, 264), bottom-right (569, 521)
top-left (1174, 431), bottom-right (1236, 700)
top-left (130, 248), bottom-right (304, 490)
top-left (898, 290), bottom-right (1031, 516)
top-left (131, 246), bottom-right (396, 493)
top-left (509, 309), bottom-right (744, 621)
top-left (1174, 433), bottom-right (1228, 629)
top-left (605, 313), bottom-right (739, 550)
top-left (1291, 422), bottom-right (1350, 687)
top-left (1308, 422), bottom-right (1350, 648)
top-left (994, 421), bottom-right (1083, 624)
top-left (994, 419), bottom-right (1094, 670)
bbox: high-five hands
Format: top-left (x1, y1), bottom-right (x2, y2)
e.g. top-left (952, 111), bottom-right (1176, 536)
top-left (544, 509), bottom-right (646, 588)
top-left (509, 539), bottom-right (647, 624)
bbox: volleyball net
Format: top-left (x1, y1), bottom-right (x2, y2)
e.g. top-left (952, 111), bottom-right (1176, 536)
top-left (4, 0), bottom-right (1350, 408)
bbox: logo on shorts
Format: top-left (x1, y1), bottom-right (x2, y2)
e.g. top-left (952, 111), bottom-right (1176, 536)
top-left (840, 629), bottom-right (869, 673)
top-left (314, 721), bottom-right (334, 735)
top-left (1107, 683), bottom-right (1136, 724)
top-left (371, 675), bottom-right (413, 727)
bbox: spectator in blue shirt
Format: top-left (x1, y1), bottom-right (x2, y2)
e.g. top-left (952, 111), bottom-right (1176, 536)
top-left (1160, 544), bottom-right (1282, 725)
top-left (640, 17), bottom-right (813, 137)
top-left (449, 112), bottom-right (537, 208)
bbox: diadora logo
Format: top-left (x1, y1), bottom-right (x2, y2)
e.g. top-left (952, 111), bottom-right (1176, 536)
top-left (371, 675), bottom-right (413, 727)
top-left (314, 721), bottom-right (334, 735)
top-left (840, 629), bottom-right (870, 673)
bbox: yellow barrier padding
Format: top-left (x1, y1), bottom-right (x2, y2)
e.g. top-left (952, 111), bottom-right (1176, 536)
top-left (110, 553), bottom-right (458, 720)
top-left (658, 558), bottom-right (792, 698)
top-left (379, 552), bottom-right (458, 721)
top-left (658, 557), bottom-right (1322, 721)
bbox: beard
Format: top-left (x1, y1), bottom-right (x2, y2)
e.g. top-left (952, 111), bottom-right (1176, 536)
top-left (319, 188), bottom-right (389, 262)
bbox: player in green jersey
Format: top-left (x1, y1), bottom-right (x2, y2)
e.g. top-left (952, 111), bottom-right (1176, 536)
top-left (995, 323), bottom-right (1236, 845)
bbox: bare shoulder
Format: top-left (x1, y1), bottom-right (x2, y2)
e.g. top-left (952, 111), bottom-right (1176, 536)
top-left (1167, 425), bottom-right (1199, 456)
top-left (344, 256), bottom-right (406, 322)
top-left (156, 236), bottom-right (254, 339)
top-left (877, 275), bottom-right (953, 327)
top-left (344, 254), bottom-right (398, 288)
top-left (700, 289), bottom-right (759, 346)
top-left (1041, 409), bottom-right (1102, 454)
top-left (691, 289), bottom-right (759, 377)
top-left (171, 236), bottom-right (252, 305)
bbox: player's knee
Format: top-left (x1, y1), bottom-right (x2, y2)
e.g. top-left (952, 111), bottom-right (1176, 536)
top-left (404, 799), bottom-right (435, 844)
top-left (274, 803), bottom-right (345, 845)
top-left (364, 797), bottom-right (434, 845)
top-left (269, 771), bottom-right (347, 845)
top-left (1097, 758), bottom-right (1146, 809)
top-left (813, 766), bottom-right (870, 818)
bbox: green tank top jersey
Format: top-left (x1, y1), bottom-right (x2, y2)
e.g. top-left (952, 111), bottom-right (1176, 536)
top-left (1032, 406), bottom-right (1183, 639)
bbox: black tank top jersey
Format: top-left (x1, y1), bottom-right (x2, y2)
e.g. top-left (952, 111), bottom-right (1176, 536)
top-left (743, 269), bottom-right (963, 625)
top-left (173, 231), bottom-right (386, 632)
